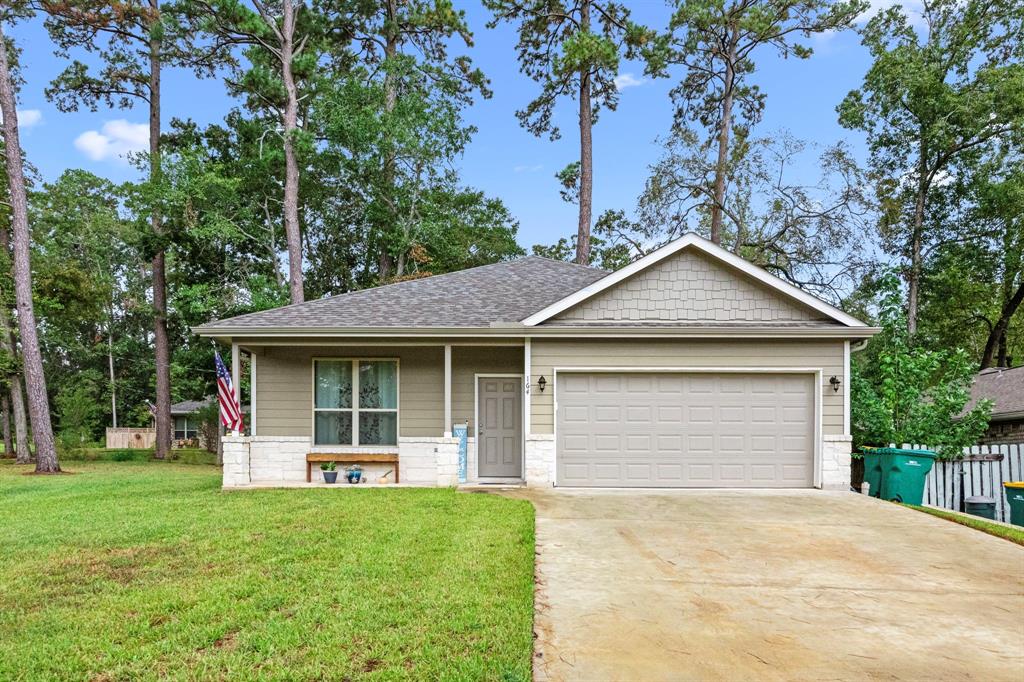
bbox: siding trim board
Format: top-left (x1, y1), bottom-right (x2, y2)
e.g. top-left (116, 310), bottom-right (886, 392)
top-left (552, 367), bottom-right (823, 488)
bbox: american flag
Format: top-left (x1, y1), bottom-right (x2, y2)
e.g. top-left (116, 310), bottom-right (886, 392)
top-left (215, 351), bottom-right (244, 432)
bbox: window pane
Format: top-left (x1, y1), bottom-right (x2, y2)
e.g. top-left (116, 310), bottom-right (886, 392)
top-left (359, 361), bottom-right (397, 409)
top-left (315, 361), bottom-right (352, 409)
top-left (359, 412), bottom-right (397, 446)
top-left (314, 412), bottom-right (353, 445)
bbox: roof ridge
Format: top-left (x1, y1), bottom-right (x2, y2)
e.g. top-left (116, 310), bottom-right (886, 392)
top-left (523, 254), bottom-right (610, 273)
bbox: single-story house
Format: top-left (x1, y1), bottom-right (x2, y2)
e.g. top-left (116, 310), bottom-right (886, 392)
top-left (965, 366), bottom-right (1024, 445)
top-left (171, 399), bottom-right (250, 443)
top-left (195, 233), bottom-right (879, 489)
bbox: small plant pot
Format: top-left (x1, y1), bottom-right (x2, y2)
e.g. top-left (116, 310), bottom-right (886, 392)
top-left (322, 470), bottom-right (338, 484)
top-left (346, 471), bottom-right (362, 484)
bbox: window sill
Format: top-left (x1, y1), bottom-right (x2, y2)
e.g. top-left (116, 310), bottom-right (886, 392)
top-left (309, 445), bottom-right (399, 454)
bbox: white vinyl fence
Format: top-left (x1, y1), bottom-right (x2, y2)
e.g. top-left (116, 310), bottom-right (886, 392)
top-left (911, 443), bottom-right (1024, 524)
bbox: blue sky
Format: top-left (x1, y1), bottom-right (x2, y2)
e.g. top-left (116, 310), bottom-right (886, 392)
top-left (8, 1), bottom-right (910, 251)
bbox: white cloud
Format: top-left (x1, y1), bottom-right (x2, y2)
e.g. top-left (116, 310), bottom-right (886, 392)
top-left (513, 164), bottom-right (543, 173)
top-left (856, 0), bottom-right (926, 25)
top-left (74, 119), bottom-right (149, 162)
top-left (0, 108), bottom-right (43, 129)
top-left (613, 73), bottom-right (645, 91)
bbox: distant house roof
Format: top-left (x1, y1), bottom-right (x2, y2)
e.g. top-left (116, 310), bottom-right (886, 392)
top-left (171, 398), bottom-right (249, 416)
top-left (965, 367), bottom-right (1024, 421)
top-left (195, 257), bottom-right (609, 331)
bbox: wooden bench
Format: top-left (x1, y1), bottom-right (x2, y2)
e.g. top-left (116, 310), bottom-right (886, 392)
top-left (306, 453), bottom-right (399, 483)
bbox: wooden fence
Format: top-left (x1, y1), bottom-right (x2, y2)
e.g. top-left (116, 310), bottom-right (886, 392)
top-left (913, 443), bottom-right (1024, 524)
top-left (105, 427), bottom-right (155, 450)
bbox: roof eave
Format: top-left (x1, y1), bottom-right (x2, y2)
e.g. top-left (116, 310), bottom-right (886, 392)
top-left (193, 324), bottom-right (881, 340)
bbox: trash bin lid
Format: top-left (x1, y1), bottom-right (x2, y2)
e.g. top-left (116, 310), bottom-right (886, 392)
top-left (1005, 482), bottom-right (1024, 489)
top-left (864, 447), bottom-right (938, 458)
top-left (965, 496), bottom-right (996, 504)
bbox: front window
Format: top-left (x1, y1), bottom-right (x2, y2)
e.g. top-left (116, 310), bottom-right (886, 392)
top-left (314, 359), bottom-right (398, 446)
top-left (174, 416), bottom-right (188, 440)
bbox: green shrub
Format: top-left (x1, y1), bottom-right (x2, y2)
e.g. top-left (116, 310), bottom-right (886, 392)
top-left (852, 274), bottom-right (992, 459)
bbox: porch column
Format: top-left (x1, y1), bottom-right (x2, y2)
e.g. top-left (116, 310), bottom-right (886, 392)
top-left (524, 337), bottom-right (531, 436)
top-left (249, 350), bottom-right (256, 436)
top-left (231, 342), bottom-right (241, 436)
top-left (443, 344), bottom-right (452, 437)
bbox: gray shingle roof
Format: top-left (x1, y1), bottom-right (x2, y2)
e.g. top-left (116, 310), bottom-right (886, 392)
top-left (171, 398), bottom-right (250, 415)
top-left (200, 257), bottom-right (609, 329)
top-left (965, 366), bottom-right (1024, 419)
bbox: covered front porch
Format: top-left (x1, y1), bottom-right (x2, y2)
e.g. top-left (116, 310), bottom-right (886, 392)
top-left (221, 339), bottom-right (548, 488)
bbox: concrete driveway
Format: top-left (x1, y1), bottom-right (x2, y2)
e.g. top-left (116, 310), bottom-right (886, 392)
top-left (507, 489), bottom-right (1024, 681)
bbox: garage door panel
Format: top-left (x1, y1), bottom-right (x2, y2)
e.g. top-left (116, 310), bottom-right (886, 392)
top-left (557, 372), bottom-right (814, 488)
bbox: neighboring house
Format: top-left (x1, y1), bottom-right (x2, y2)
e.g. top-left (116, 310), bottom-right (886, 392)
top-left (965, 366), bottom-right (1024, 445)
top-left (171, 399), bottom-right (251, 445)
top-left (195, 233), bottom-right (879, 489)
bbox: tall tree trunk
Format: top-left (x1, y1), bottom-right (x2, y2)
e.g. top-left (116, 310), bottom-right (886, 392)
top-left (0, 318), bottom-right (28, 463)
top-left (575, 0), bottom-right (593, 265)
top-left (0, 23), bottom-right (59, 472)
top-left (281, 0), bottom-right (305, 304)
top-left (107, 314), bottom-right (117, 428)
top-left (709, 27), bottom-right (738, 246)
top-left (1, 393), bottom-right (10, 459)
top-left (149, 12), bottom-right (172, 461)
top-left (376, 0), bottom-right (399, 281)
top-left (9, 379), bottom-right (28, 463)
top-left (907, 138), bottom-right (929, 337)
top-left (0, 223), bottom-right (28, 463)
top-left (980, 281), bottom-right (1024, 369)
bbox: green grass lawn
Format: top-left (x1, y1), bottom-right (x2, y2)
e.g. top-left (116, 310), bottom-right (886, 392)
top-left (907, 504), bottom-right (1024, 546)
top-left (0, 461), bottom-right (535, 680)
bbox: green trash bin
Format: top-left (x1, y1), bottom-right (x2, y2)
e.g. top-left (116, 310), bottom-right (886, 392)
top-left (861, 448), bottom-right (887, 498)
top-left (867, 447), bottom-right (937, 505)
top-left (965, 496), bottom-right (997, 520)
top-left (1004, 482), bottom-right (1024, 527)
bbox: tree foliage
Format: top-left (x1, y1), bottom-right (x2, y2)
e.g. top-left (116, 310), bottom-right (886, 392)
top-left (852, 274), bottom-right (992, 458)
top-left (838, 0), bottom-right (1024, 335)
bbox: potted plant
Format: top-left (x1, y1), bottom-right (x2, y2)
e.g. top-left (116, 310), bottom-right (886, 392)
top-left (320, 461), bottom-right (338, 484)
top-left (345, 464), bottom-right (362, 484)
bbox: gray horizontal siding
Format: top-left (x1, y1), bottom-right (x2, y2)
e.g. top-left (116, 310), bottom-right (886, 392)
top-left (254, 346), bottom-right (444, 438)
top-left (451, 346), bottom-right (524, 434)
top-left (529, 339), bottom-right (846, 436)
top-left (253, 344), bottom-right (524, 439)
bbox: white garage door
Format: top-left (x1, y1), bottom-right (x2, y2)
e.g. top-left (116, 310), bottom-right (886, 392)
top-left (556, 372), bottom-right (815, 487)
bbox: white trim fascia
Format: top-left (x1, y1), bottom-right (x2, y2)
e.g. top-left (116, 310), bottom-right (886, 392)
top-left (523, 338), bottom-right (532, 436)
top-left (198, 326), bottom-right (880, 341)
top-left (250, 350), bottom-right (256, 437)
top-left (520, 232), bottom-right (868, 328)
top-left (443, 344), bottom-right (452, 438)
top-left (231, 343), bottom-right (241, 437)
top-left (473, 373), bottom-right (526, 481)
top-left (843, 340), bottom-right (851, 435)
top-left (552, 366), bottom-right (826, 490)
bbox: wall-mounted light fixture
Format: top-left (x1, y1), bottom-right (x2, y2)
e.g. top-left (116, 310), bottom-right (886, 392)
top-left (537, 375), bottom-right (547, 392)
top-left (829, 375), bottom-right (842, 393)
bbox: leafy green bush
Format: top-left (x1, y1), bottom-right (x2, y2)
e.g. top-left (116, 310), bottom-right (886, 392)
top-left (852, 275), bottom-right (992, 458)
top-left (55, 371), bottom-right (105, 449)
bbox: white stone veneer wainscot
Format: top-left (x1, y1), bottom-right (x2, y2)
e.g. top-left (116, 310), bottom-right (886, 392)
top-left (221, 435), bottom-right (462, 487)
top-left (821, 435), bottom-right (853, 490)
top-left (221, 436), bottom-right (251, 487)
top-left (525, 434), bottom-right (556, 486)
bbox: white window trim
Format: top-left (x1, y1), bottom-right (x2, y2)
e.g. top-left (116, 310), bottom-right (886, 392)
top-left (311, 357), bottom-right (400, 451)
